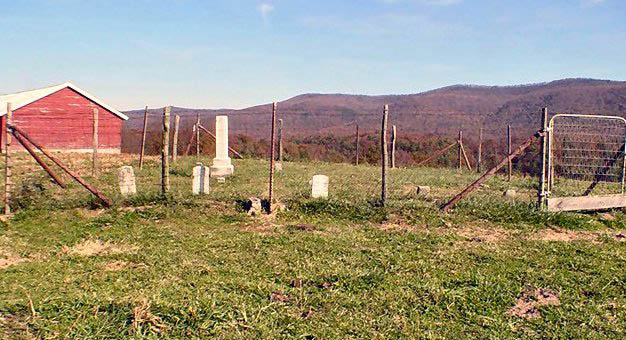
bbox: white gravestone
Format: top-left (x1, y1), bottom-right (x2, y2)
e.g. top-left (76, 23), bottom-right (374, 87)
top-left (311, 175), bottom-right (329, 199)
top-left (118, 166), bottom-right (136, 196)
top-left (192, 163), bottom-right (210, 195)
top-left (210, 116), bottom-right (234, 177)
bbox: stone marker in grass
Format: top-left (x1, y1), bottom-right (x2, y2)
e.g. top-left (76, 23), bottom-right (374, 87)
top-left (210, 116), bottom-right (234, 177)
top-left (311, 175), bottom-right (329, 199)
top-left (192, 163), bottom-right (210, 195)
top-left (417, 186), bottom-right (431, 195)
top-left (118, 166), bottom-right (137, 196)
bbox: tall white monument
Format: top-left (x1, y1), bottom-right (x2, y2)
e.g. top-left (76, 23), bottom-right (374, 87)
top-left (210, 115), bottom-right (234, 177)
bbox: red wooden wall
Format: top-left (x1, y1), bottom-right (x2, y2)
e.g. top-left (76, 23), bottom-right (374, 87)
top-left (1, 87), bottom-right (123, 152)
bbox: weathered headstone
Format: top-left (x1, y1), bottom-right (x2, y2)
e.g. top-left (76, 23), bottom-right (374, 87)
top-left (247, 197), bottom-right (263, 216)
top-left (311, 175), bottom-right (329, 199)
top-left (417, 186), bottom-right (431, 195)
top-left (192, 163), bottom-right (210, 195)
top-left (504, 189), bottom-right (517, 198)
top-left (210, 116), bottom-right (234, 177)
top-left (275, 162), bottom-right (283, 172)
top-left (118, 166), bottom-right (136, 196)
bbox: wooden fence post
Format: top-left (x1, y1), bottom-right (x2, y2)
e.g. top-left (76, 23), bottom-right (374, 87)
top-left (4, 103), bottom-right (11, 216)
top-left (507, 125), bottom-right (512, 181)
top-left (162, 106), bottom-right (170, 194)
top-left (477, 127), bottom-right (483, 173)
top-left (458, 130), bottom-right (463, 169)
top-left (278, 119), bottom-right (283, 162)
top-left (196, 113), bottom-right (200, 159)
top-left (268, 102), bottom-right (277, 212)
top-left (92, 108), bottom-right (98, 176)
top-left (355, 124), bottom-right (360, 166)
top-left (539, 108), bottom-right (549, 209)
top-left (139, 106), bottom-right (148, 170)
top-left (381, 105), bottom-right (389, 205)
top-left (391, 125), bottom-right (397, 169)
top-left (172, 114), bottom-right (180, 163)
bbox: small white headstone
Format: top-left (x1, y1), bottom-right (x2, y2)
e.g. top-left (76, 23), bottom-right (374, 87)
top-left (275, 162), bottom-right (283, 172)
top-left (417, 186), bottom-right (431, 195)
top-left (192, 163), bottom-right (210, 195)
top-left (311, 175), bottom-right (329, 199)
top-left (504, 189), bottom-right (517, 198)
top-left (118, 166), bottom-right (136, 196)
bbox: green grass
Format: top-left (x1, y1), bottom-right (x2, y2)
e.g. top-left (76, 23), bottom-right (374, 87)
top-left (0, 155), bottom-right (625, 338)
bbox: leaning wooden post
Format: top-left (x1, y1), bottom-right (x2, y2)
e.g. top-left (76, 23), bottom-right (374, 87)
top-left (4, 103), bottom-right (12, 216)
top-left (278, 119), bottom-right (283, 162)
top-left (477, 127), bottom-right (483, 173)
top-left (381, 105), bottom-right (389, 205)
top-left (391, 125), bottom-right (397, 169)
top-left (539, 108), bottom-right (549, 210)
top-left (161, 106), bottom-right (170, 194)
top-left (441, 130), bottom-right (543, 212)
top-left (196, 113), bottom-right (200, 159)
top-left (355, 124), bottom-right (360, 166)
top-left (10, 126), bottom-right (112, 207)
top-left (92, 108), bottom-right (99, 176)
top-left (10, 129), bottom-right (65, 188)
top-left (268, 102), bottom-right (277, 213)
top-left (458, 130), bottom-right (463, 169)
top-left (172, 114), bottom-right (180, 163)
top-left (507, 125), bottom-right (512, 181)
top-left (139, 106), bottom-right (148, 170)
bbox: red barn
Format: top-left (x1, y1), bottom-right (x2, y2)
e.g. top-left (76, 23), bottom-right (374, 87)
top-left (0, 82), bottom-right (128, 153)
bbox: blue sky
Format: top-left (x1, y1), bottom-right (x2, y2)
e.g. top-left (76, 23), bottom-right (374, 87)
top-left (1, 0), bottom-right (625, 110)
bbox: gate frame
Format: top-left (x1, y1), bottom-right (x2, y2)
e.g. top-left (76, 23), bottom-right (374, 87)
top-left (543, 113), bottom-right (626, 212)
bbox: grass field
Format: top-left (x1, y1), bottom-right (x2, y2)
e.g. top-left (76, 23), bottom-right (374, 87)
top-left (1, 154), bottom-right (625, 338)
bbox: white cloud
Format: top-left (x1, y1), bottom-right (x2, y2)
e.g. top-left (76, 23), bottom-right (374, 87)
top-left (383, 0), bottom-right (462, 5)
top-left (583, 0), bottom-right (606, 6)
top-left (257, 3), bottom-right (275, 23)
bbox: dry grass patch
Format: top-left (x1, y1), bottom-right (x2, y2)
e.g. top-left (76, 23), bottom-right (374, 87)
top-left (65, 239), bottom-right (137, 257)
top-left (131, 300), bottom-right (167, 335)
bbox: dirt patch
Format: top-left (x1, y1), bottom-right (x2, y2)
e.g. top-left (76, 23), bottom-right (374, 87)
top-left (530, 228), bottom-right (598, 242)
top-left (0, 313), bottom-right (33, 339)
top-left (66, 239), bottom-right (137, 257)
top-left (508, 288), bottom-right (560, 319)
top-left (455, 226), bottom-right (510, 243)
top-left (0, 248), bottom-right (29, 270)
top-left (270, 291), bottom-right (291, 303)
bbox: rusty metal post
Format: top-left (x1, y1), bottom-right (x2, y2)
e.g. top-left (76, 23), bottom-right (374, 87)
top-left (268, 102), bottom-right (277, 212)
top-left (458, 130), bottom-right (463, 169)
top-left (162, 106), bottom-right (170, 194)
top-left (381, 105), bottom-right (389, 205)
top-left (92, 108), bottom-right (98, 176)
top-left (278, 119), bottom-right (283, 162)
top-left (4, 103), bottom-right (12, 215)
top-left (139, 106), bottom-right (148, 170)
top-left (391, 125), bottom-right (397, 169)
top-left (355, 124), bottom-right (360, 166)
top-left (539, 108), bottom-right (549, 210)
top-left (477, 127), bottom-right (483, 173)
top-left (172, 114), bottom-right (180, 163)
top-left (507, 125), bottom-right (512, 181)
top-left (196, 113), bottom-right (200, 159)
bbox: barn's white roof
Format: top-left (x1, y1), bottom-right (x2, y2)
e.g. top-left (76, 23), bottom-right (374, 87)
top-left (0, 82), bottom-right (128, 120)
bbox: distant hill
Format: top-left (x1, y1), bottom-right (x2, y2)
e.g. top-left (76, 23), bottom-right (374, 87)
top-left (123, 78), bottom-right (626, 151)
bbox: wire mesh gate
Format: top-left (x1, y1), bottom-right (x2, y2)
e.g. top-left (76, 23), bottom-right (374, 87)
top-left (545, 114), bottom-right (626, 211)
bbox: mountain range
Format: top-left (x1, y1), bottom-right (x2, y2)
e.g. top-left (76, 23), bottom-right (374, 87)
top-left (123, 78), bottom-right (626, 146)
